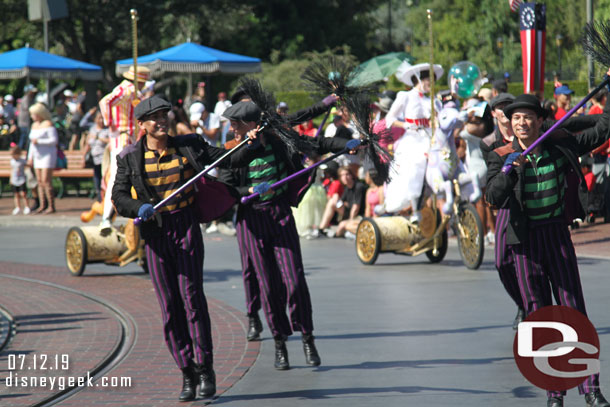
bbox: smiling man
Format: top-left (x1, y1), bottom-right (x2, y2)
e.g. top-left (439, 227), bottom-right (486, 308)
top-left (485, 92), bottom-right (610, 407)
top-left (111, 96), bottom-right (259, 402)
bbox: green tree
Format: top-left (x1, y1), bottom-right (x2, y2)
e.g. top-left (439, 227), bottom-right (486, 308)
top-left (401, 0), bottom-right (600, 82)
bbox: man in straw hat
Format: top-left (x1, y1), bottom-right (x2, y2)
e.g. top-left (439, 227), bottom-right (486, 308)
top-left (98, 65), bottom-right (151, 232)
top-left (376, 61), bottom-right (443, 221)
top-left (486, 89), bottom-right (610, 407)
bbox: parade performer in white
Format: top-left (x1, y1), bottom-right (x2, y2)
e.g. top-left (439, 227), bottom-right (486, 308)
top-left (378, 62), bottom-right (443, 221)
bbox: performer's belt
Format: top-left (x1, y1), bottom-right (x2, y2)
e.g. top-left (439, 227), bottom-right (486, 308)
top-left (405, 118), bottom-right (430, 128)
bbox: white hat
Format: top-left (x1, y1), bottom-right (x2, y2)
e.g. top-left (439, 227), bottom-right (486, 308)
top-left (4, 94), bottom-right (13, 102)
top-left (396, 61), bottom-right (443, 87)
top-left (63, 89), bottom-right (74, 97)
top-left (189, 102), bottom-right (205, 121)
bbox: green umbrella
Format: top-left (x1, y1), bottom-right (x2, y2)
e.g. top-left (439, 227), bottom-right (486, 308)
top-left (349, 51), bottom-right (415, 86)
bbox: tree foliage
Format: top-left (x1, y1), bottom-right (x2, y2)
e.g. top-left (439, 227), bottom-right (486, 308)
top-left (1, 0), bottom-right (610, 99)
top-left (0, 0), bottom-right (384, 91)
top-left (402, 0), bottom-right (600, 82)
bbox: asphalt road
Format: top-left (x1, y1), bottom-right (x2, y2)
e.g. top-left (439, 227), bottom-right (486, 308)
top-left (2, 225), bottom-right (610, 406)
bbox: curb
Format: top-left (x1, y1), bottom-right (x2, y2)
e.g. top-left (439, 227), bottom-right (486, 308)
top-left (0, 215), bottom-right (130, 228)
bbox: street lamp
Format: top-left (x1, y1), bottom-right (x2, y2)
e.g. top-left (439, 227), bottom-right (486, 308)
top-left (497, 36), bottom-right (504, 74)
top-left (556, 34), bottom-right (563, 76)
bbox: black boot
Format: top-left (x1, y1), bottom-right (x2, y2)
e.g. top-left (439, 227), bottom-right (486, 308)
top-left (179, 366), bottom-right (197, 402)
top-left (196, 363), bottom-right (216, 398)
top-left (585, 391), bottom-right (610, 407)
top-left (247, 313), bottom-right (263, 341)
top-left (274, 335), bottom-right (290, 370)
top-left (547, 396), bottom-right (563, 407)
top-left (302, 334), bottom-right (321, 367)
top-left (512, 307), bottom-right (525, 330)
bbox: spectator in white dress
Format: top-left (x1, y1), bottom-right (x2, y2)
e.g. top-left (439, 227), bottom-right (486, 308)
top-left (27, 102), bottom-right (58, 214)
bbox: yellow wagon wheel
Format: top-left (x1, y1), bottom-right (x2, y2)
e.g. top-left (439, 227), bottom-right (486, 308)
top-left (455, 203), bottom-right (484, 270)
top-left (425, 209), bottom-right (448, 263)
top-left (65, 227), bottom-right (87, 276)
top-left (356, 218), bottom-right (381, 265)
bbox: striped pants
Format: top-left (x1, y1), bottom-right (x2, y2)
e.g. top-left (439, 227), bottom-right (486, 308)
top-left (240, 258), bottom-right (262, 316)
top-left (510, 218), bottom-right (598, 397)
top-left (494, 208), bottom-right (523, 309)
top-left (236, 200), bottom-right (312, 338)
top-left (145, 206), bottom-right (213, 369)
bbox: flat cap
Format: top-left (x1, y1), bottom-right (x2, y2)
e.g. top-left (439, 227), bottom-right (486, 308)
top-left (134, 96), bottom-right (171, 120)
top-left (490, 92), bottom-right (515, 109)
top-left (222, 101), bottom-right (261, 122)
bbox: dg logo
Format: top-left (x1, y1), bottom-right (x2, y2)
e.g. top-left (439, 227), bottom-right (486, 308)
top-left (513, 305), bottom-right (601, 391)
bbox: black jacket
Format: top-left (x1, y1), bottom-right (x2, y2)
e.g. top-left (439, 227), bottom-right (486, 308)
top-left (112, 133), bottom-right (258, 239)
top-left (485, 104), bottom-right (610, 245)
top-left (218, 131), bottom-right (349, 206)
top-left (285, 101), bottom-right (332, 127)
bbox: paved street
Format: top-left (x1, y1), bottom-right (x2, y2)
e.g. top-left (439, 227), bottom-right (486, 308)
top-left (1, 205), bottom-right (610, 406)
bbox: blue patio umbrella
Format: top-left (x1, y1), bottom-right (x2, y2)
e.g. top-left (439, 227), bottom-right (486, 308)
top-left (0, 47), bottom-right (103, 81)
top-left (115, 42), bottom-right (261, 76)
top-left (116, 42), bottom-right (262, 97)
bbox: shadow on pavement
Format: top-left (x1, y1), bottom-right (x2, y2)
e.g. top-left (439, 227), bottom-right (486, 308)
top-left (511, 386), bottom-right (538, 398)
top-left (214, 385), bottom-right (497, 403)
top-left (16, 327), bottom-right (79, 333)
top-left (16, 312), bottom-right (103, 326)
top-left (205, 269), bottom-right (245, 283)
top-left (311, 356), bottom-right (513, 372)
top-left (317, 324), bottom-right (510, 340)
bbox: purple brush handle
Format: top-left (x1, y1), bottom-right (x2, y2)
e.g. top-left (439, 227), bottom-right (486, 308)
top-left (240, 139), bottom-right (361, 204)
top-left (134, 136), bottom-right (252, 225)
top-left (313, 109), bottom-right (332, 139)
top-left (502, 77), bottom-right (610, 174)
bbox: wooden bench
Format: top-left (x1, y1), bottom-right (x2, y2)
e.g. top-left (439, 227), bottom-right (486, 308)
top-left (0, 150), bottom-right (94, 198)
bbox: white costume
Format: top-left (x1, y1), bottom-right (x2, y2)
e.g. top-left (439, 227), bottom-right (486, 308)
top-left (381, 62), bottom-right (443, 216)
top-left (383, 88), bottom-right (438, 213)
top-left (28, 126), bottom-right (58, 169)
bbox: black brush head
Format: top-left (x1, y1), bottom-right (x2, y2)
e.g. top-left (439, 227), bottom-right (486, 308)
top-left (237, 77), bottom-right (316, 155)
top-left (238, 77), bottom-right (276, 114)
top-left (301, 56), bottom-right (375, 99)
top-left (581, 20), bottom-right (610, 67)
top-left (343, 93), bottom-right (393, 184)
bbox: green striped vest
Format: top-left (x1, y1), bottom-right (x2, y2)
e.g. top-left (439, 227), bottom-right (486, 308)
top-left (523, 149), bottom-right (566, 220)
top-left (247, 144), bottom-right (287, 201)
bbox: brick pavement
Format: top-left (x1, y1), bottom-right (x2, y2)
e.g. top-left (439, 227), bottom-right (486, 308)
top-left (0, 273), bottom-right (121, 406)
top-left (0, 262), bottom-right (260, 406)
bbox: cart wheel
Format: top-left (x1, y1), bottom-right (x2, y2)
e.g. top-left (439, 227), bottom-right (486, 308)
top-left (425, 210), bottom-right (448, 263)
top-left (65, 227), bottom-right (87, 276)
top-left (455, 203), bottom-right (484, 270)
top-left (356, 218), bottom-right (381, 265)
